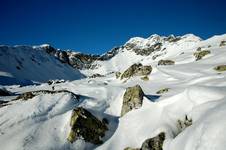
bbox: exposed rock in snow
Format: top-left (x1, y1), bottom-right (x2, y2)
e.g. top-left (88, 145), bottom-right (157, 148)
top-left (158, 60), bottom-right (175, 66)
top-left (121, 85), bottom-right (144, 116)
top-left (121, 63), bottom-right (152, 80)
top-left (67, 107), bottom-right (108, 144)
top-left (193, 50), bottom-right (211, 61)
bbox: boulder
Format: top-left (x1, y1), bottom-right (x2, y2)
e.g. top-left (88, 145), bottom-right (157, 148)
top-left (115, 72), bottom-right (121, 79)
top-left (141, 76), bottom-right (149, 81)
top-left (121, 85), bottom-right (144, 116)
top-left (156, 88), bottom-right (170, 94)
top-left (67, 107), bottom-right (108, 144)
top-left (158, 60), bottom-right (175, 65)
top-left (89, 73), bottom-right (105, 78)
top-left (141, 132), bottom-right (165, 150)
top-left (193, 50), bottom-right (211, 61)
top-left (121, 63), bottom-right (152, 79)
top-left (214, 65), bottom-right (226, 72)
top-left (220, 41), bottom-right (226, 47)
top-left (125, 132), bottom-right (166, 150)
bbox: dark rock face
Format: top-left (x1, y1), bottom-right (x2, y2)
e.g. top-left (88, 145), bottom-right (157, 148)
top-left (141, 132), bottom-right (165, 150)
top-left (158, 60), bottom-right (175, 65)
top-left (193, 50), bottom-right (211, 61)
top-left (121, 85), bottom-right (144, 116)
top-left (121, 63), bottom-right (152, 80)
top-left (42, 44), bottom-right (122, 70)
top-left (67, 107), bottom-right (108, 144)
top-left (214, 65), bottom-right (226, 72)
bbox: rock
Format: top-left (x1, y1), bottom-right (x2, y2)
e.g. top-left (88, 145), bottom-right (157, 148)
top-left (177, 115), bottom-right (192, 135)
top-left (141, 76), bottom-right (149, 81)
top-left (164, 35), bottom-right (181, 43)
top-left (115, 72), bottom-right (121, 79)
top-left (156, 88), bottom-right (170, 94)
top-left (67, 107), bottom-right (108, 144)
top-left (214, 65), bottom-right (226, 72)
top-left (124, 147), bottom-right (140, 150)
top-left (158, 60), bottom-right (175, 65)
top-left (196, 47), bottom-right (202, 51)
top-left (140, 132), bottom-right (165, 150)
top-left (121, 85), bottom-right (144, 116)
top-left (121, 63), bottom-right (152, 79)
top-left (220, 41), bottom-right (226, 47)
top-left (15, 92), bottom-right (35, 101)
top-left (0, 87), bottom-right (12, 96)
top-left (89, 73), bottom-right (105, 78)
top-left (193, 50), bottom-right (211, 61)
top-left (14, 90), bottom-right (79, 101)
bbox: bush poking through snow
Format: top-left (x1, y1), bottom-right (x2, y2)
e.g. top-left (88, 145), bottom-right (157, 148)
top-left (121, 85), bottom-right (144, 116)
top-left (158, 60), bottom-right (175, 66)
top-left (67, 107), bottom-right (108, 144)
top-left (121, 63), bottom-right (152, 80)
top-left (214, 65), bottom-right (226, 72)
top-left (193, 50), bottom-right (211, 61)
top-left (156, 88), bottom-right (170, 94)
top-left (176, 115), bottom-right (192, 135)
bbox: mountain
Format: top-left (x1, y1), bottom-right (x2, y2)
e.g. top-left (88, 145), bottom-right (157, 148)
top-left (0, 45), bottom-right (83, 85)
top-left (0, 33), bottom-right (226, 150)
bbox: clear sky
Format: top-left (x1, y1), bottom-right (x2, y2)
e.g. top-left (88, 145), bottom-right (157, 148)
top-left (0, 0), bottom-right (226, 54)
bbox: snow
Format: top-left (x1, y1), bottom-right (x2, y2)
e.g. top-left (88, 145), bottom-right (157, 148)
top-left (0, 45), bottom-right (83, 85)
top-left (0, 33), bottom-right (226, 150)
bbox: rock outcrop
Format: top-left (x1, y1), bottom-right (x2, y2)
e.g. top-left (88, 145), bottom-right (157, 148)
top-left (193, 50), bottom-right (211, 61)
top-left (67, 107), bottom-right (108, 144)
top-left (140, 132), bottom-right (165, 150)
top-left (158, 60), bottom-right (175, 65)
top-left (220, 41), bottom-right (226, 47)
top-left (214, 65), bottom-right (226, 72)
top-left (124, 132), bottom-right (166, 150)
top-left (121, 63), bottom-right (152, 80)
top-left (156, 88), bottom-right (170, 94)
top-left (121, 85), bottom-right (144, 116)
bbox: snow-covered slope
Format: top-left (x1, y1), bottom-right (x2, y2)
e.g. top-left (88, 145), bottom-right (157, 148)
top-left (0, 33), bottom-right (226, 150)
top-left (0, 45), bottom-right (83, 85)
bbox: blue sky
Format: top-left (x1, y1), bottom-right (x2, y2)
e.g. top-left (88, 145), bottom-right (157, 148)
top-left (0, 0), bottom-right (226, 54)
